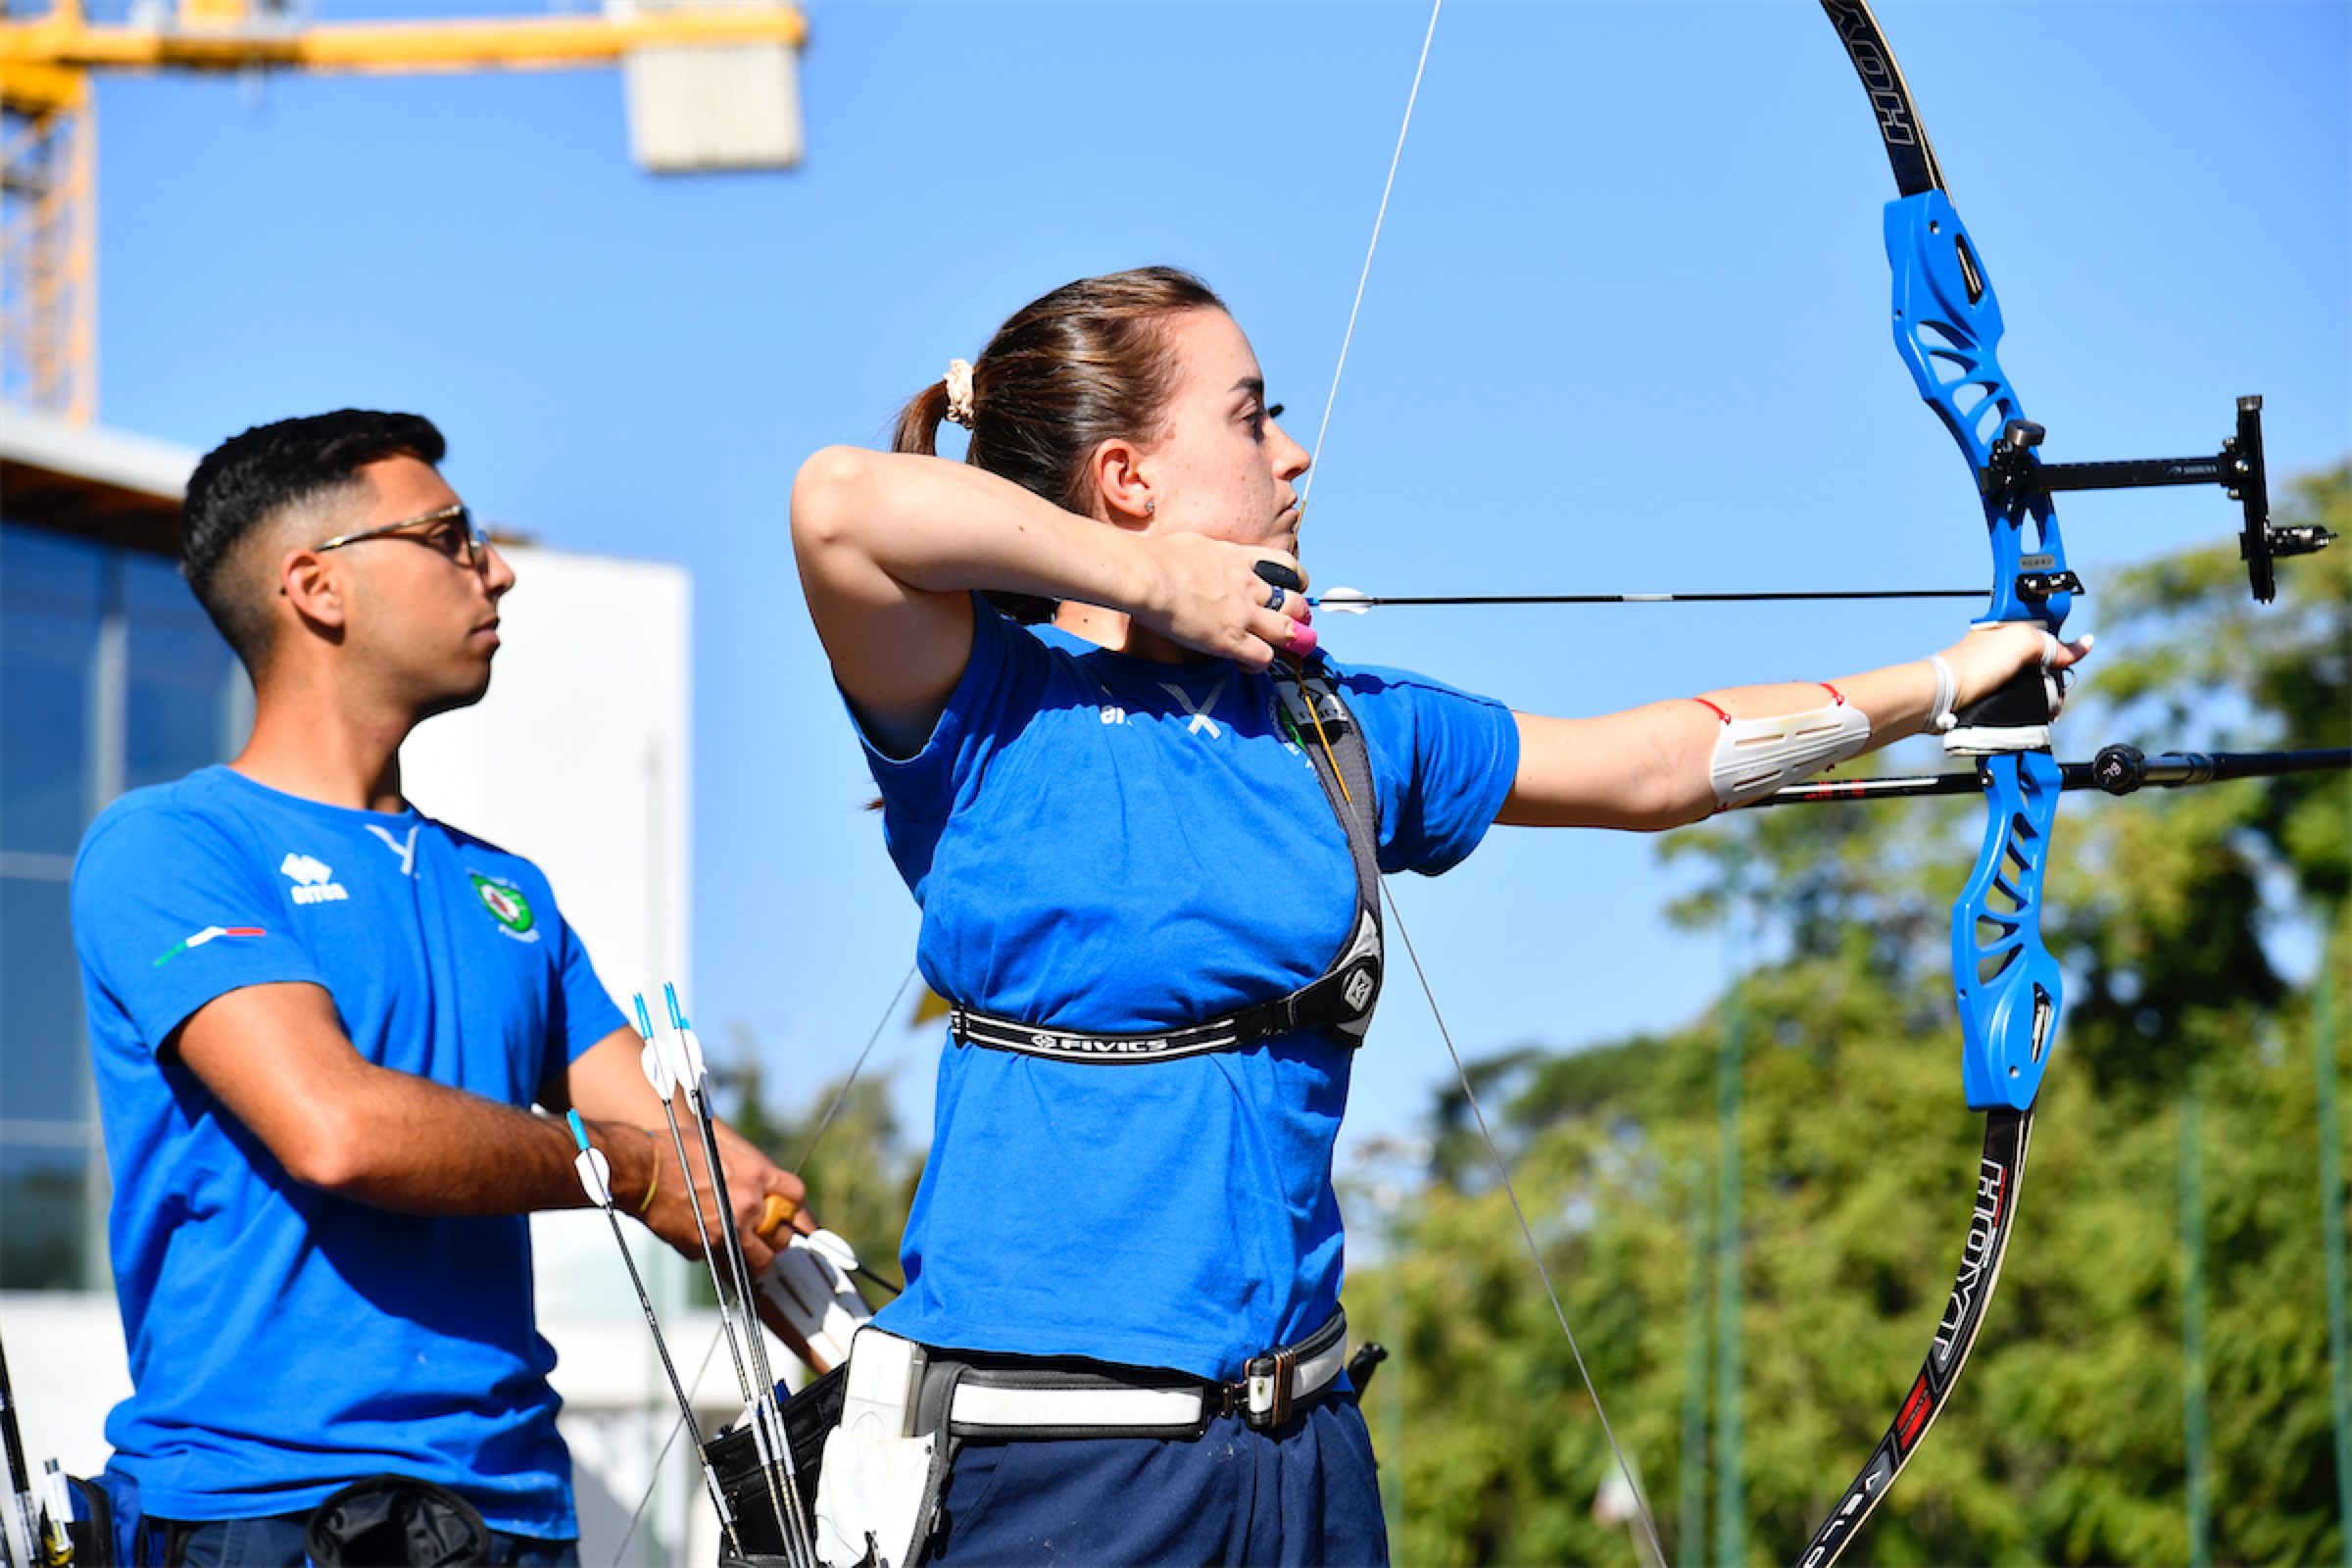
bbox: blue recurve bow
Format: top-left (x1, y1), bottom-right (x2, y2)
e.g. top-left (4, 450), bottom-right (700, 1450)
top-left (1800, 4), bottom-right (2072, 1561)
top-left (1790, 0), bottom-right (2332, 1554)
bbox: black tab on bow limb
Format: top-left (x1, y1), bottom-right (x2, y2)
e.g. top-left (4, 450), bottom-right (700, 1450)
top-left (1976, 398), bottom-right (2335, 604)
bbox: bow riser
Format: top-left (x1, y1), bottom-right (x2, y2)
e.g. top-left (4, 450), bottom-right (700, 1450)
top-left (1954, 751), bottom-right (2066, 1110)
top-left (1882, 170), bottom-right (2077, 1116)
top-left (1885, 192), bottom-right (2075, 631)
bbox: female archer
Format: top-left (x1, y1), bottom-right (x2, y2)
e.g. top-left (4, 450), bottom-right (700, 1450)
top-left (787, 266), bottom-right (2085, 1566)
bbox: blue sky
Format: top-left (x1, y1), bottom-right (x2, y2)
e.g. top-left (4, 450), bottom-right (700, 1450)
top-left (90, 1), bottom-right (2350, 1157)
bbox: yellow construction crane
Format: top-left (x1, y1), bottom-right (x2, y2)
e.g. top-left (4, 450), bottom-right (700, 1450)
top-left (0, 0), bottom-right (808, 423)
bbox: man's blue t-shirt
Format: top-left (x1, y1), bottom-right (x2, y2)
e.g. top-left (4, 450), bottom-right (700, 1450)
top-left (71, 765), bottom-right (627, 1534)
top-left (859, 608), bottom-right (1520, 1381)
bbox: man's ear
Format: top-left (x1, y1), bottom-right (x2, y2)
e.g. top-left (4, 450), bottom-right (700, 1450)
top-left (1087, 438), bottom-right (1154, 529)
top-left (278, 546), bottom-right (347, 632)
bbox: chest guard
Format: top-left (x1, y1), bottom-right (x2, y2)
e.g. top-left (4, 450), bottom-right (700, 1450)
top-left (948, 662), bottom-right (1384, 1064)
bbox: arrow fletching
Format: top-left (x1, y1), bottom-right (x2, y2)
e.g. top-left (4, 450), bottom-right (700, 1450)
top-left (565, 1109), bottom-right (613, 1208)
top-left (633, 993), bottom-right (676, 1102)
top-left (1314, 586), bottom-right (1374, 614)
top-left (664, 982), bottom-right (710, 1093)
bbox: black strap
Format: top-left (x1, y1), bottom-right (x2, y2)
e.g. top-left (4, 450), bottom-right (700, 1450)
top-left (1273, 662), bottom-right (1384, 1044)
top-left (950, 662), bottom-right (1384, 1064)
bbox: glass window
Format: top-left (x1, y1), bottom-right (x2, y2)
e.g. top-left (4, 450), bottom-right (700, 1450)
top-left (0, 1144), bottom-right (91, 1294)
top-left (0, 521), bottom-right (243, 1291)
top-left (1, 529), bottom-right (105, 858)
top-left (0, 878), bottom-right (85, 1124)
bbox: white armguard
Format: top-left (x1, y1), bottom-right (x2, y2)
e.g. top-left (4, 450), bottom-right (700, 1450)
top-left (756, 1229), bottom-right (875, 1374)
top-left (1705, 690), bottom-right (1873, 808)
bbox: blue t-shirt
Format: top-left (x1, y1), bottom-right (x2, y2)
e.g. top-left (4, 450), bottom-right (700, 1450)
top-left (71, 765), bottom-right (627, 1534)
top-left (859, 608), bottom-right (1519, 1380)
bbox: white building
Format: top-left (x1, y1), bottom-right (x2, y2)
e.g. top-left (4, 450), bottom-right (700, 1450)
top-left (0, 413), bottom-right (741, 1564)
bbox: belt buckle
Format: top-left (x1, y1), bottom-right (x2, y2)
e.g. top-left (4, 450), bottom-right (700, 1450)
top-left (1242, 1348), bottom-right (1298, 1430)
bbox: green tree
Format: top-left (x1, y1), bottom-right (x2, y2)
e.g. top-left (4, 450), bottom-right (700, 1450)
top-left (711, 1022), bottom-right (922, 1305)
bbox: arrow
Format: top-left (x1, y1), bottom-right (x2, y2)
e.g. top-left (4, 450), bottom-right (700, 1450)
top-left (632, 993), bottom-right (804, 1565)
top-left (564, 1110), bottom-right (742, 1560)
top-left (662, 983), bottom-right (815, 1568)
top-left (1313, 585), bottom-right (1986, 612)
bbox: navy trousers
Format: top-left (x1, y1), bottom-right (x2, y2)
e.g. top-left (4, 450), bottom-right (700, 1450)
top-left (928, 1396), bottom-right (1387, 1567)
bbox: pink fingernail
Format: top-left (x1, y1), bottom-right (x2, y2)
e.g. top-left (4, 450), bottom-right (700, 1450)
top-left (1298, 604), bottom-right (1313, 626)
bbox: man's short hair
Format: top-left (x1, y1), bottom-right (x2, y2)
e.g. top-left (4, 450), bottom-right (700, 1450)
top-left (181, 410), bottom-right (447, 668)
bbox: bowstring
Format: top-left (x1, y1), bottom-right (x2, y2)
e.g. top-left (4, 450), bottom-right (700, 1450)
top-left (1384, 882), bottom-right (1672, 1566)
top-left (1316, 2), bottom-right (1669, 1559)
top-left (611, 1323), bottom-right (725, 1568)
top-left (1299, 0), bottom-right (1445, 510)
top-left (794, 960), bottom-right (921, 1176)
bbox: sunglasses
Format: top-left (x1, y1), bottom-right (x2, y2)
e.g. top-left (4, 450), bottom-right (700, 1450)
top-left (314, 503), bottom-right (494, 570)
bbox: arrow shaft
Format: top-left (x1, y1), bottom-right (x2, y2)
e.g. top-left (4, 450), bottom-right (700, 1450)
top-left (1317, 588), bottom-right (1984, 608)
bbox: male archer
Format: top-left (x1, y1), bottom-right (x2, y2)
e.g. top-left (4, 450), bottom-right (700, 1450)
top-left (70, 411), bottom-right (810, 1565)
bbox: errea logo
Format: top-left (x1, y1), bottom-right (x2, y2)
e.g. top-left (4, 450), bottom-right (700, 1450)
top-left (280, 853), bottom-right (350, 906)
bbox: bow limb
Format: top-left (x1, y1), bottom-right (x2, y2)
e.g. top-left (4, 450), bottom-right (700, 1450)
top-left (1798, 1107), bottom-right (2035, 1564)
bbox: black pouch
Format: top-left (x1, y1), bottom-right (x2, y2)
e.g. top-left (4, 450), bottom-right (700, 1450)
top-left (705, 1364), bottom-right (845, 1565)
top-left (48, 1473), bottom-right (118, 1565)
top-left (303, 1475), bottom-right (490, 1567)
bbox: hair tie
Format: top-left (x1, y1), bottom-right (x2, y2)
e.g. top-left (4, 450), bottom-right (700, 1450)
top-left (943, 359), bottom-right (976, 429)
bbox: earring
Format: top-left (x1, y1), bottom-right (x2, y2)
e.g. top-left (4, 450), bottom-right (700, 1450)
top-left (1145, 498), bottom-right (1156, 516)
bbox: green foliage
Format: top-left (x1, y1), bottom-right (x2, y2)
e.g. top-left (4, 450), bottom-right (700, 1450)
top-left (1348, 468), bottom-right (2352, 1563)
top-left (710, 1023), bottom-right (922, 1304)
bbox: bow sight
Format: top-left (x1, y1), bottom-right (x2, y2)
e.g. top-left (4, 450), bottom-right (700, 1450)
top-left (1978, 396), bottom-right (2336, 604)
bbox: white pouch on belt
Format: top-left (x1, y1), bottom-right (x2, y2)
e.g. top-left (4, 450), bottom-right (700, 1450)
top-left (814, 1328), bottom-right (945, 1568)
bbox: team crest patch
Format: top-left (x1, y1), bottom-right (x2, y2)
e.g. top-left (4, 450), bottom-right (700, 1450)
top-left (469, 873), bottom-right (540, 941)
